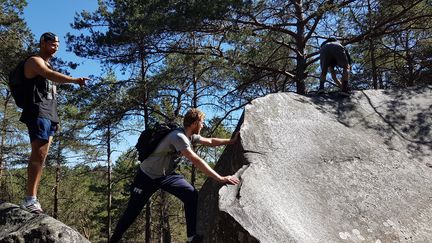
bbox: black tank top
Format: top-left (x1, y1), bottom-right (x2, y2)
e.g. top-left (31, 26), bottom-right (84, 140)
top-left (19, 58), bottom-right (59, 123)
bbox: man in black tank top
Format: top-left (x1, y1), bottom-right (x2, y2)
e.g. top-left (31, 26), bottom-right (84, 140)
top-left (19, 32), bottom-right (89, 214)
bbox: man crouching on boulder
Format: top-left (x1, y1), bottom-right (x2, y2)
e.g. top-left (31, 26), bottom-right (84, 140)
top-left (109, 108), bottom-right (240, 243)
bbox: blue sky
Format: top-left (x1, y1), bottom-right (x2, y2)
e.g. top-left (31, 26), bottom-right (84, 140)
top-left (23, 1), bottom-right (136, 163)
top-left (22, 1), bottom-right (241, 164)
top-left (23, 0), bottom-right (101, 78)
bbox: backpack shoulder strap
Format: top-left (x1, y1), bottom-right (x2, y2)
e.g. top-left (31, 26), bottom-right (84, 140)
top-left (13, 55), bottom-right (37, 79)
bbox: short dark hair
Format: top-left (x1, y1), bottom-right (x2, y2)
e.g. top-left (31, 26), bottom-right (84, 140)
top-left (183, 108), bottom-right (205, 128)
top-left (320, 37), bottom-right (338, 47)
top-left (40, 32), bottom-right (58, 43)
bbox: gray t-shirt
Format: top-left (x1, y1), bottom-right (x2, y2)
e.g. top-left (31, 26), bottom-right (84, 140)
top-left (140, 129), bottom-right (201, 179)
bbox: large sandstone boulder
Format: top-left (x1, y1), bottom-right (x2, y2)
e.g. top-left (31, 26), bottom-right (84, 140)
top-left (0, 202), bottom-right (90, 243)
top-left (197, 86), bottom-right (432, 243)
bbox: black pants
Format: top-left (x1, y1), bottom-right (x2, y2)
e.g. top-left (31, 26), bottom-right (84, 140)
top-left (109, 169), bottom-right (198, 243)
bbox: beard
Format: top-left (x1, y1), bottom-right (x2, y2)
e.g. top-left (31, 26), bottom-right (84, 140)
top-left (47, 50), bottom-right (57, 57)
top-left (193, 126), bottom-right (201, 135)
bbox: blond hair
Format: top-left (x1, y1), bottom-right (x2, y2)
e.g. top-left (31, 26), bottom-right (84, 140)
top-left (183, 108), bottom-right (205, 128)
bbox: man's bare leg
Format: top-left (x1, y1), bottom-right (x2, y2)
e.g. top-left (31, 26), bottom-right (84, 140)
top-left (341, 65), bottom-right (350, 92)
top-left (319, 69), bottom-right (328, 91)
top-left (330, 67), bottom-right (342, 88)
top-left (26, 137), bottom-right (52, 197)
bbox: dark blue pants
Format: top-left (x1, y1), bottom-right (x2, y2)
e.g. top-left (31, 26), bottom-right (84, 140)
top-left (110, 169), bottom-right (198, 243)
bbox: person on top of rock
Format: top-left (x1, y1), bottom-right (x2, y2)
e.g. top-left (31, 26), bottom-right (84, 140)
top-left (318, 37), bottom-right (352, 94)
top-left (18, 32), bottom-right (88, 214)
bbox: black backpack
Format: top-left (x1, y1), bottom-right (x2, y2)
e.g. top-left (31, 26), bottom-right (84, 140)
top-left (8, 56), bottom-right (34, 109)
top-left (135, 123), bottom-right (180, 162)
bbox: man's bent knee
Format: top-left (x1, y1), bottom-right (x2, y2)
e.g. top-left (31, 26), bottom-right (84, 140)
top-left (30, 151), bottom-right (48, 163)
top-left (178, 188), bottom-right (198, 204)
top-left (31, 139), bottom-right (51, 161)
top-left (28, 160), bottom-right (44, 168)
top-left (187, 189), bottom-right (199, 203)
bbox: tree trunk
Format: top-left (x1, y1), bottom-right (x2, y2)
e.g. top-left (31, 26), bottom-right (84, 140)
top-left (190, 33), bottom-right (199, 187)
top-left (368, 0), bottom-right (379, 89)
top-left (160, 191), bottom-right (171, 243)
top-left (107, 125), bottom-right (112, 242)
top-left (0, 93), bottom-right (14, 201)
top-left (140, 49), bottom-right (152, 243)
top-left (369, 38), bottom-right (378, 89)
top-left (191, 63), bottom-right (198, 187)
top-left (53, 139), bottom-right (61, 219)
top-left (0, 93), bottom-right (11, 185)
top-left (294, 0), bottom-right (307, 95)
top-left (145, 202), bottom-right (152, 243)
top-left (379, 71), bottom-right (384, 89)
top-left (405, 32), bottom-right (415, 87)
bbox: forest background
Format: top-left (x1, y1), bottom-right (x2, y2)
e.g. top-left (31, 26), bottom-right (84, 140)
top-left (1, 0), bottom-right (431, 242)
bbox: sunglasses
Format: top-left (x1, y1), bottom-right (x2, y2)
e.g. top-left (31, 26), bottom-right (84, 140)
top-left (40, 32), bottom-right (58, 42)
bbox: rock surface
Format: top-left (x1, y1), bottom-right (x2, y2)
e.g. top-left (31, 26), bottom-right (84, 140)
top-left (0, 202), bottom-right (90, 243)
top-left (197, 86), bottom-right (432, 243)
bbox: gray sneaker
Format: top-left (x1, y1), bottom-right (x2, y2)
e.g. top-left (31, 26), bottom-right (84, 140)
top-left (20, 198), bottom-right (43, 214)
top-left (187, 235), bottom-right (203, 243)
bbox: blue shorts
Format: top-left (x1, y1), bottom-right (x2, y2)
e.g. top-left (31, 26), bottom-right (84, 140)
top-left (26, 118), bottom-right (57, 142)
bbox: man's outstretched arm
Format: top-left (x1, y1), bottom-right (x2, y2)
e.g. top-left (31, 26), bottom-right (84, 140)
top-left (25, 56), bottom-right (89, 86)
top-left (181, 147), bottom-right (239, 185)
top-left (198, 132), bottom-right (239, 147)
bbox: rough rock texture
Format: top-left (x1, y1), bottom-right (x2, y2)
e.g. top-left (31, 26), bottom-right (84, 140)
top-left (197, 86), bottom-right (432, 243)
top-left (0, 202), bottom-right (90, 243)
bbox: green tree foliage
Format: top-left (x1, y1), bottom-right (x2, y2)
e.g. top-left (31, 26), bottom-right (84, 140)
top-left (344, 0), bottom-right (432, 89)
top-left (69, 0), bottom-right (432, 96)
top-left (76, 71), bottom-right (135, 239)
top-left (0, 0), bottom-right (34, 67)
top-left (0, 0), bottom-right (34, 200)
top-left (2, 1), bottom-right (431, 242)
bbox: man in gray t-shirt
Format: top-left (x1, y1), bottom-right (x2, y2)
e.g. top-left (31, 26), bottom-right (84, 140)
top-left (110, 108), bottom-right (240, 243)
top-left (139, 128), bottom-right (202, 179)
